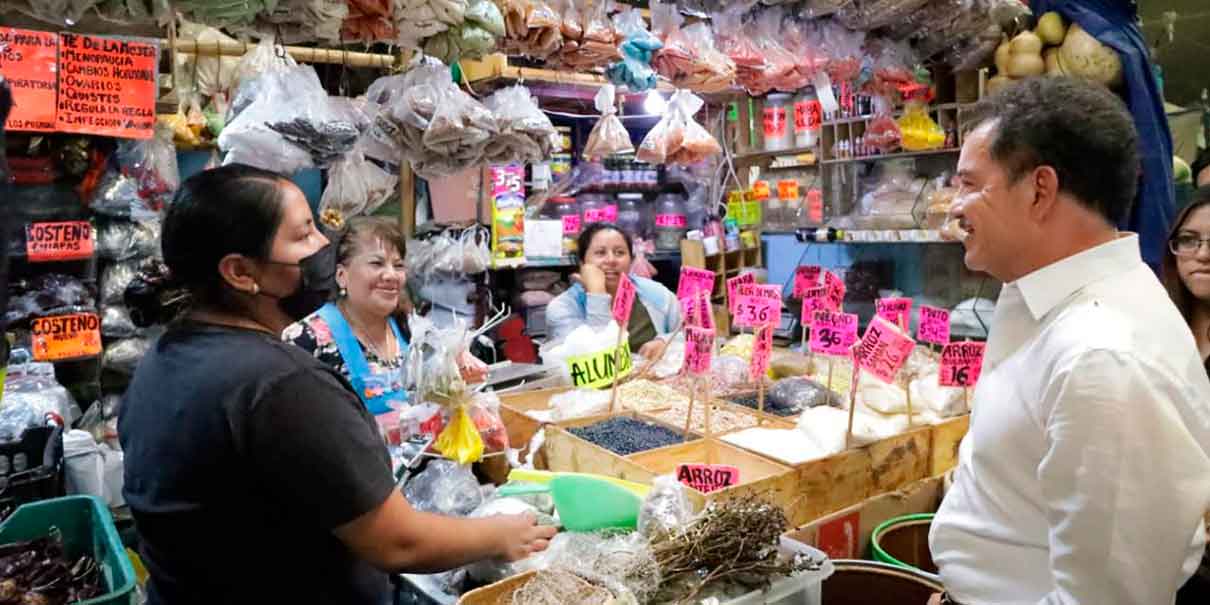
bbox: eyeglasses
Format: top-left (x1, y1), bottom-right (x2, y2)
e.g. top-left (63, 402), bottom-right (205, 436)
top-left (1169, 234), bottom-right (1210, 256)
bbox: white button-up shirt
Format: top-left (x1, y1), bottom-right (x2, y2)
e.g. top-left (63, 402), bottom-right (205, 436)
top-left (930, 234), bottom-right (1210, 604)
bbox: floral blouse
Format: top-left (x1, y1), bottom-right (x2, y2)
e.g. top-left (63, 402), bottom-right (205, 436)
top-left (282, 311), bottom-right (405, 385)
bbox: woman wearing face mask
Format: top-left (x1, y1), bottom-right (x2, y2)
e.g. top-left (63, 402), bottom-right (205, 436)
top-left (119, 165), bottom-right (554, 605)
top-left (283, 217), bottom-right (487, 415)
top-left (546, 222), bottom-right (681, 359)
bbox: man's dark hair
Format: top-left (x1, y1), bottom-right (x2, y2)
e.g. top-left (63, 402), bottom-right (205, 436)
top-left (965, 77), bottom-right (1139, 225)
top-left (1193, 147), bottom-right (1210, 186)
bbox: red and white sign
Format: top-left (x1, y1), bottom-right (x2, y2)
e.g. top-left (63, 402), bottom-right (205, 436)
top-left (940, 342), bottom-right (986, 387)
top-left (791, 265), bottom-right (822, 299)
top-left (56, 33), bottom-right (159, 139)
top-left (854, 315), bottom-right (916, 385)
top-left (683, 326), bottom-right (715, 375)
top-left (676, 463), bottom-right (739, 494)
top-left (0, 28), bottom-right (59, 132)
top-left (917, 305), bottom-right (951, 346)
top-left (809, 311), bottom-right (859, 356)
top-left (612, 273), bottom-right (636, 324)
top-left (25, 221), bottom-right (94, 262)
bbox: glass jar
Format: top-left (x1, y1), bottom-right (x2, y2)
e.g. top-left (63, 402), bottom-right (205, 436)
top-left (764, 192), bottom-right (784, 232)
top-left (616, 193), bottom-right (645, 241)
top-left (793, 88), bottom-right (822, 148)
top-left (653, 192), bottom-right (688, 251)
top-left (762, 93), bottom-right (794, 152)
top-left (578, 192), bottom-right (617, 226)
top-left (550, 196), bottom-right (581, 255)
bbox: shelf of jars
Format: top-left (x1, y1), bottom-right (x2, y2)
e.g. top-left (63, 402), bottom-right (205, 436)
top-left (763, 228), bottom-right (958, 244)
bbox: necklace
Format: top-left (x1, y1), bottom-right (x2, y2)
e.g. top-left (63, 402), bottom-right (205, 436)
top-left (340, 302), bottom-right (397, 362)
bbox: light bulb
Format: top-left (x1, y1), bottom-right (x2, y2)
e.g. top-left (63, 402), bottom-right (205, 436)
top-left (643, 90), bottom-right (667, 114)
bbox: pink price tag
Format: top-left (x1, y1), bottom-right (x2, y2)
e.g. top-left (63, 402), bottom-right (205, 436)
top-left (697, 290), bottom-right (715, 330)
top-left (917, 305), bottom-right (951, 346)
top-left (876, 297), bottom-right (913, 330)
top-left (809, 310), bottom-right (859, 355)
top-left (612, 273), bottom-right (637, 324)
top-left (677, 266), bottom-right (716, 301)
top-left (676, 463), bottom-right (739, 494)
top-left (655, 214), bottom-right (688, 228)
top-left (727, 274), bottom-right (756, 314)
top-left (799, 286), bottom-right (828, 323)
top-left (854, 315), bottom-right (916, 384)
top-left (489, 165), bottom-right (524, 198)
top-left (735, 284), bottom-right (781, 328)
top-left (824, 271), bottom-right (846, 311)
top-left (791, 265), bottom-right (823, 299)
top-left (749, 325), bottom-right (774, 382)
top-left (680, 295), bottom-right (700, 328)
top-left (584, 205), bottom-right (618, 223)
top-left (683, 326), bottom-right (715, 375)
top-left (561, 214), bottom-right (581, 235)
top-left (940, 342), bottom-right (986, 387)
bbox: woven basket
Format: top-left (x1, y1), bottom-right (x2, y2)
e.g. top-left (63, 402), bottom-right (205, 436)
top-left (456, 571), bottom-right (538, 605)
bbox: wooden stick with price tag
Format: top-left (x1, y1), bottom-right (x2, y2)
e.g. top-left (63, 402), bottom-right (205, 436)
top-left (608, 275), bottom-right (638, 414)
top-left (899, 314), bottom-right (915, 427)
top-left (845, 347), bottom-right (860, 450)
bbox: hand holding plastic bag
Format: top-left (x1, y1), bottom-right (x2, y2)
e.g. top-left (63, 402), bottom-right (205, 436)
top-left (583, 84), bottom-right (633, 160)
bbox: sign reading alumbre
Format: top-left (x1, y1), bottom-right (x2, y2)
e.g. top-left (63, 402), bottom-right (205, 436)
top-left (567, 340), bottom-right (632, 389)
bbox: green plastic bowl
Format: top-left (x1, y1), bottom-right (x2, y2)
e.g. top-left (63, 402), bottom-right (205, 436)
top-left (871, 513), bottom-right (936, 574)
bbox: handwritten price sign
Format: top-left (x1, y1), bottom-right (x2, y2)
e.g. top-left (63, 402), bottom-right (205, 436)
top-left (684, 326), bottom-right (715, 375)
top-left (25, 221), bottom-right (94, 262)
top-left (677, 266), bottom-right (716, 301)
top-left (749, 325), bottom-right (774, 382)
top-left (676, 463), bottom-right (739, 494)
top-left (940, 342), bottom-right (986, 387)
top-left (727, 273), bottom-right (756, 314)
top-left (31, 313), bottom-right (102, 362)
top-left (809, 311), bottom-right (859, 356)
top-left (734, 284), bottom-right (782, 328)
top-left (824, 271), bottom-right (846, 311)
top-left (791, 265), bottom-right (822, 298)
top-left (612, 273), bottom-right (637, 324)
top-left (917, 305), bottom-right (951, 346)
top-left (876, 297), bottom-right (913, 330)
top-left (681, 290), bottom-right (714, 330)
top-left (854, 315), bottom-right (916, 384)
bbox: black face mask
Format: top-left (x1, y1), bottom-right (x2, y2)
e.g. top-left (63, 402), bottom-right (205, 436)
top-left (264, 243), bottom-right (338, 321)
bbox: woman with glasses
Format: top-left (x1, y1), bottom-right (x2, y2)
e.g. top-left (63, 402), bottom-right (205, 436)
top-left (1162, 185), bottom-right (1210, 605)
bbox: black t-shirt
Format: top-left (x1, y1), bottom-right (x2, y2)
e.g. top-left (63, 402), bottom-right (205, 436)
top-left (119, 322), bottom-right (396, 605)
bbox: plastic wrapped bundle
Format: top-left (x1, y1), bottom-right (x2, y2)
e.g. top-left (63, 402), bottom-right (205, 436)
top-left (266, 95), bottom-right (369, 167)
top-left (219, 65), bottom-right (325, 174)
top-left (422, 0), bottom-right (505, 63)
top-left (403, 459), bottom-right (484, 515)
top-left (343, 0), bottom-right (396, 41)
top-left (229, 36), bottom-right (298, 123)
top-left (910, 372), bottom-right (967, 419)
top-left (637, 89), bottom-right (720, 166)
top-left (248, 0), bottom-right (349, 45)
top-left (606, 6), bottom-right (662, 92)
top-left (713, 7), bottom-right (768, 95)
top-left (102, 336), bottom-right (152, 375)
top-left (92, 124), bottom-right (180, 219)
top-left (754, 8), bottom-right (808, 93)
top-left (583, 84), bottom-right (633, 160)
top-left (100, 305), bottom-right (138, 339)
top-left (101, 261), bottom-right (142, 307)
top-left (5, 274), bottom-right (95, 325)
top-left (96, 218), bottom-right (161, 262)
top-left (2, 362), bottom-right (77, 426)
top-left (175, 0), bottom-right (273, 27)
top-left (554, 0), bottom-right (621, 71)
top-left (395, 0), bottom-right (468, 47)
top-left (495, 0), bottom-right (562, 59)
top-left (318, 151), bottom-right (399, 229)
top-left (820, 22), bottom-right (866, 83)
top-left (767, 377), bottom-right (841, 413)
top-left (838, 0), bottom-right (932, 31)
top-left (482, 85), bottom-right (560, 164)
top-left (7, 0), bottom-right (101, 27)
top-left (639, 474), bottom-right (693, 538)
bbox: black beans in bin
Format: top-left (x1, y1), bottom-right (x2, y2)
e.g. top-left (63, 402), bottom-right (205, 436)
top-left (568, 417), bottom-right (689, 456)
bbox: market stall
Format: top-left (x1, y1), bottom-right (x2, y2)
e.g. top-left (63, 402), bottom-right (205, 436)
top-left (0, 0), bottom-right (1172, 602)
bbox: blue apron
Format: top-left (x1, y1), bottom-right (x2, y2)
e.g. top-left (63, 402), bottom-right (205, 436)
top-left (317, 302), bottom-right (409, 415)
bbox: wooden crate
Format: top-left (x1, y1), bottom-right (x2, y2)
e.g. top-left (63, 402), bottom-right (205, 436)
top-left (637, 398), bottom-right (795, 437)
top-left (543, 412), bottom-right (692, 485)
top-left (929, 414), bottom-right (970, 476)
top-left (628, 438), bottom-right (796, 513)
top-left (497, 386), bottom-right (572, 471)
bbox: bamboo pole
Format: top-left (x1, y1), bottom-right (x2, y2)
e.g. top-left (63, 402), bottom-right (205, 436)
top-left (164, 38), bottom-right (402, 69)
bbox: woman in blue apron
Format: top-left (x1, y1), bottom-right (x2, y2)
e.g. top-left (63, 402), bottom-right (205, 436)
top-left (284, 217), bottom-right (487, 415)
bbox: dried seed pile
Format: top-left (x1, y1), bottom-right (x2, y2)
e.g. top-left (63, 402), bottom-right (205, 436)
top-left (648, 400), bottom-right (760, 434)
top-left (569, 417), bottom-right (690, 455)
top-left (619, 379), bottom-right (688, 411)
top-left (726, 392), bottom-right (799, 417)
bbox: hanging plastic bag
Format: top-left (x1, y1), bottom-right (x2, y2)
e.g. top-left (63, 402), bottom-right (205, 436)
top-left (395, 0), bottom-right (467, 47)
top-left (899, 101), bottom-right (946, 151)
top-left (864, 111), bottom-right (902, 155)
top-left (583, 84), bottom-right (633, 160)
top-left (713, 7), bottom-right (767, 96)
top-left (606, 6), bottom-right (661, 92)
top-left (637, 89), bottom-right (720, 166)
top-left (555, 0), bottom-right (619, 70)
top-left (403, 459), bottom-right (484, 515)
top-left (461, 226), bottom-right (491, 274)
top-left (173, 19), bottom-right (242, 105)
top-left (92, 123), bottom-right (180, 219)
top-left (318, 151), bottom-right (398, 229)
top-left (482, 85), bottom-right (560, 164)
top-left (433, 406), bottom-right (484, 464)
top-left (820, 21), bottom-right (865, 83)
top-left (422, 0), bottom-right (505, 63)
top-left (219, 65), bottom-right (324, 174)
top-left (229, 36), bottom-right (298, 124)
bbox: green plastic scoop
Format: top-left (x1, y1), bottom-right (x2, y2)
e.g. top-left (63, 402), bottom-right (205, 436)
top-left (497, 475), bottom-right (642, 532)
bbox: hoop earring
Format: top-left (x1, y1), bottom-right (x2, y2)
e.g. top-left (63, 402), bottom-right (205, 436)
top-left (251, 283), bottom-right (260, 296)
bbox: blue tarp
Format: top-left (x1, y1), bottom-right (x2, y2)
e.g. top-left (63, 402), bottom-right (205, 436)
top-left (1032, 0), bottom-right (1173, 271)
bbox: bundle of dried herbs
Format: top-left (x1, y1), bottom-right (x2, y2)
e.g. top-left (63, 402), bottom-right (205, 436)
top-left (649, 496), bottom-right (821, 604)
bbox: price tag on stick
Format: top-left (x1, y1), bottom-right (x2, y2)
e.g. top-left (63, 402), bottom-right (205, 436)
top-left (684, 326), bottom-right (715, 375)
top-left (854, 315), bottom-right (916, 385)
top-left (612, 273), bottom-right (637, 324)
top-left (940, 342), bottom-right (986, 387)
top-left (727, 273), bottom-right (755, 314)
top-left (917, 305), bottom-right (951, 346)
top-left (791, 265), bottom-right (822, 298)
top-left (810, 311), bottom-right (860, 356)
top-left (677, 266), bottom-right (716, 301)
top-left (749, 324), bottom-right (774, 383)
top-left (824, 271), bottom-right (846, 311)
top-left (875, 297), bottom-right (913, 330)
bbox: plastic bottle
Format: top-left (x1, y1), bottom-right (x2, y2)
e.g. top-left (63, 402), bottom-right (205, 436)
top-left (616, 193), bottom-right (645, 241)
top-left (793, 88), bottom-right (821, 148)
top-left (762, 93), bottom-right (794, 152)
top-left (578, 193), bottom-right (618, 226)
top-left (653, 192), bottom-right (688, 251)
top-left (550, 196), bottom-right (581, 255)
top-left (764, 190), bottom-right (784, 232)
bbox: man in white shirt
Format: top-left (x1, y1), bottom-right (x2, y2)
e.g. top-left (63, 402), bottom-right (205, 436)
top-left (929, 76), bottom-right (1210, 604)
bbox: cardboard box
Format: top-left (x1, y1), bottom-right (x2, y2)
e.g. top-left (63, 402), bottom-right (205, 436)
top-left (786, 475), bottom-right (944, 561)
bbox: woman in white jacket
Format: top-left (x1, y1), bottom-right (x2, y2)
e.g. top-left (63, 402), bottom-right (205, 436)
top-left (545, 223), bottom-right (681, 359)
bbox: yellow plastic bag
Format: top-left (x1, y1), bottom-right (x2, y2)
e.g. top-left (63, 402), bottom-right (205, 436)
top-left (434, 406), bottom-right (485, 464)
top-left (898, 102), bottom-right (945, 151)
